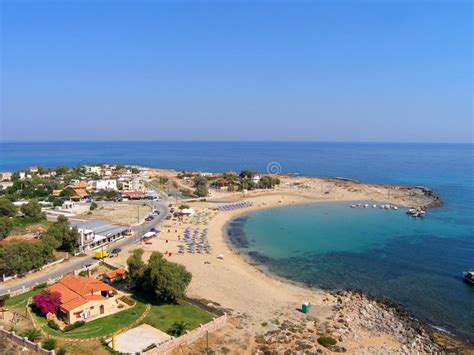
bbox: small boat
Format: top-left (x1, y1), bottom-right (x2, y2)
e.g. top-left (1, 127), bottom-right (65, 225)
top-left (372, 205), bottom-right (377, 208)
top-left (406, 208), bottom-right (417, 215)
top-left (350, 204), bottom-right (356, 208)
top-left (392, 206), bottom-right (398, 210)
top-left (364, 204), bottom-right (369, 208)
top-left (463, 271), bottom-right (474, 285)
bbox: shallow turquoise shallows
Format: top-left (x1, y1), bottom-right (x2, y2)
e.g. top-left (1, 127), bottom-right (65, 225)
top-left (227, 200), bottom-right (474, 341)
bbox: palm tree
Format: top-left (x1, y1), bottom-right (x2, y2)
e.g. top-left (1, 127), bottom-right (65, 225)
top-left (167, 321), bottom-right (189, 336)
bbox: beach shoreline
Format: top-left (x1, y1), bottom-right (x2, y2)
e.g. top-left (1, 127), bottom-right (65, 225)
top-left (209, 194), bottom-right (470, 353)
top-left (109, 168), bottom-right (469, 352)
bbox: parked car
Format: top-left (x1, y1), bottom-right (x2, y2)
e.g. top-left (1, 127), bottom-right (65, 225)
top-left (111, 248), bottom-right (122, 254)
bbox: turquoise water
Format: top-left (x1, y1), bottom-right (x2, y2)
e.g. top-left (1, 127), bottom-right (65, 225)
top-left (1, 141), bottom-right (473, 340)
top-left (228, 201), bottom-right (474, 341)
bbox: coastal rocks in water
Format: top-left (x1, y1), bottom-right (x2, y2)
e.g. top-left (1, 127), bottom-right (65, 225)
top-left (252, 290), bottom-right (455, 354)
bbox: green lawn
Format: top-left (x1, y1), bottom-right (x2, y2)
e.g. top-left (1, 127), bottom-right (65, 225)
top-left (34, 300), bottom-right (147, 339)
top-left (21, 289), bottom-right (213, 340)
top-left (5, 286), bottom-right (45, 308)
top-left (142, 302), bottom-right (213, 333)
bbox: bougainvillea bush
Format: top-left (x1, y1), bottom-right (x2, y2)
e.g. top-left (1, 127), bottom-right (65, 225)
top-left (33, 290), bottom-right (61, 315)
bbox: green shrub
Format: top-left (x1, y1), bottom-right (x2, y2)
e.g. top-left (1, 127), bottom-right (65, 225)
top-left (48, 319), bottom-right (60, 330)
top-left (42, 338), bottom-right (57, 350)
top-left (21, 328), bottom-right (41, 342)
top-left (63, 320), bottom-right (85, 332)
top-left (78, 270), bottom-right (87, 277)
top-left (317, 336), bottom-right (337, 347)
top-left (33, 282), bottom-right (47, 290)
top-left (0, 294), bottom-right (10, 306)
top-left (57, 347), bottom-right (67, 355)
top-left (90, 202), bottom-right (98, 211)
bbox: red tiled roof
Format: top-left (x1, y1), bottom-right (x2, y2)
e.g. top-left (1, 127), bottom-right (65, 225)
top-left (67, 182), bottom-right (88, 189)
top-left (46, 275), bottom-right (115, 312)
top-left (104, 268), bottom-right (126, 280)
top-left (73, 189), bottom-right (89, 198)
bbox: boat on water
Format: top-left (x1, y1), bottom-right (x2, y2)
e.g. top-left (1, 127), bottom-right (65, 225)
top-left (463, 271), bottom-right (474, 285)
top-left (406, 208), bottom-right (425, 217)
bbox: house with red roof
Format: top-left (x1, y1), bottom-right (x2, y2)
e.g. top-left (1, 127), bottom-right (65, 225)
top-left (102, 268), bottom-right (126, 284)
top-left (46, 274), bottom-right (117, 324)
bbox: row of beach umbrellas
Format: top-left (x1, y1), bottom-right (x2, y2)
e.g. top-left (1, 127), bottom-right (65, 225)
top-left (218, 201), bottom-right (253, 211)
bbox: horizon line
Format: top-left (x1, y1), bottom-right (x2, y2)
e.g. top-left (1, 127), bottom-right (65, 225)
top-left (1, 139), bottom-right (473, 145)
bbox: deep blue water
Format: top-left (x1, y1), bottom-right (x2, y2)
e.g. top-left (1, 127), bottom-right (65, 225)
top-left (1, 141), bottom-right (473, 340)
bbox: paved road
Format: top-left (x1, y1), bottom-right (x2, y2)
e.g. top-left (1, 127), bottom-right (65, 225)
top-left (0, 199), bottom-right (171, 295)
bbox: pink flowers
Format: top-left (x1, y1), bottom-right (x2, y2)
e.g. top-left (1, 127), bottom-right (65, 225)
top-left (33, 291), bottom-right (61, 315)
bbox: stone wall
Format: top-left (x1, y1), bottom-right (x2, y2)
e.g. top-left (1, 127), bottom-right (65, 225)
top-left (0, 326), bottom-right (55, 354)
top-left (146, 314), bottom-right (227, 354)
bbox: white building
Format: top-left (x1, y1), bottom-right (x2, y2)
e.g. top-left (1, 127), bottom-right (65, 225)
top-left (0, 172), bottom-right (12, 181)
top-left (71, 220), bottom-right (130, 251)
top-left (252, 175), bottom-right (261, 184)
top-left (120, 175), bottom-right (145, 192)
top-left (84, 165), bottom-right (101, 175)
top-left (95, 179), bottom-right (118, 191)
top-left (0, 181), bottom-right (13, 190)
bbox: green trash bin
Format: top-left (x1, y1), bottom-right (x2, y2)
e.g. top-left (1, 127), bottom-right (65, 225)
top-left (302, 302), bottom-right (310, 314)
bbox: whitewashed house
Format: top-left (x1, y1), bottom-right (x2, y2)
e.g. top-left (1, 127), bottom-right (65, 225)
top-left (95, 179), bottom-right (118, 191)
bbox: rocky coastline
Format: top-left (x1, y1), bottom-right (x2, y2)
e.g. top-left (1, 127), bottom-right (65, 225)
top-left (254, 290), bottom-right (471, 354)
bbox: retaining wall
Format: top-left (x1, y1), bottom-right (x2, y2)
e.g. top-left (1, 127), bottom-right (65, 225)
top-left (0, 326), bottom-right (55, 354)
top-left (146, 314), bottom-right (227, 354)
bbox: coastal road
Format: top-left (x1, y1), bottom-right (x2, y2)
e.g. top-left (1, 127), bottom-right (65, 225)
top-left (0, 199), bottom-right (171, 295)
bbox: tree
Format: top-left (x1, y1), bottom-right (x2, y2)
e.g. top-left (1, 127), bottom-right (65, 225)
top-left (0, 241), bottom-right (47, 276)
top-left (193, 176), bottom-right (208, 197)
top-left (127, 249), bottom-right (146, 287)
top-left (55, 165), bottom-right (68, 175)
top-left (43, 218), bottom-right (79, 253)
top-left (33, 290), bottom-right (61, 315)
top-left (0, 217), bottom-right (13, 239)
top-left (90, 202), bottom-right (98, 211)
top-left (167, 321), bottom-right (189, 336)
top-left (0, 197), bottom-right (16, 217)
top-left (20, 200), bottom-right (43, 219)
top-left (131, 167), bottom-right (140, 174)
top-left (60, 188), bottom-right (77, 198)
top-left (126, 250), bottom-right (192, 303)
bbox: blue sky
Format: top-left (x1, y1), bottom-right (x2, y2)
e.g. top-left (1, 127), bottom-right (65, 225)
top-left (1, 0), bottom-right (472, 143)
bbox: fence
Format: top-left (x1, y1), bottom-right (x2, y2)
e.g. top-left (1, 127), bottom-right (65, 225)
top-left (2, 258), bottom-right (66, 283)
top-left (0, 326), bottom-right (55, 355)
top-left (146, 314), bottom-right (227, 354)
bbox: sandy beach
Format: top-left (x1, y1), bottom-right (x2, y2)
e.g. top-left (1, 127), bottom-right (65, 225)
top-left (107, 175), bottom-right (464, 353)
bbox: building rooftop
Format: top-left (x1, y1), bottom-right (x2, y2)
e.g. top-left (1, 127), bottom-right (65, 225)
top-left (70, 219), bottom-right (129, 237)
top-left (47, 274), bottom-right (115, 312)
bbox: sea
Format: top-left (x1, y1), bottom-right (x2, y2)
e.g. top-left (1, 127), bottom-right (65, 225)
top-left (1, 141), bottom-right (473, 341)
